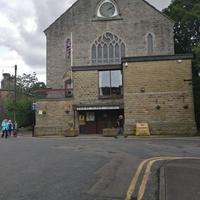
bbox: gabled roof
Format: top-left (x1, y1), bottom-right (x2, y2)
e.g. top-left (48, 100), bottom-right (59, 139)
top-left (44, 0), bottom-right (79, 33)
top-left (142, 0), bottom-right (174, 23)
top-left (44, 0), bottom-right (174, 33)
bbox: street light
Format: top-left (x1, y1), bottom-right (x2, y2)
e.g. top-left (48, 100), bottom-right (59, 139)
top-left (14, 65), bottom-right (17, 122)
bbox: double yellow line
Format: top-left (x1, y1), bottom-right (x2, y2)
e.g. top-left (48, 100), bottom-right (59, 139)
top-left (125, 156), bottom-right (200, 200)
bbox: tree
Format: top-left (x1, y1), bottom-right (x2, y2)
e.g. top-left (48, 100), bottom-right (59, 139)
top-left (193, 45), bottom-right (200, 129)
top-left (16, 72), bottom-right (47, 99)
top-left (193, 44), bottom-right (200, 69)
top-left (163, 0), bottom-right (200, 129)
top-left (17, 72), bottom-right (38, 95)
top-left (163, 0), bottom-right (200, 54)
top-left (6, 99), bottom-right (33, 128)
top-left (5, 72), bottom-right (46, 127)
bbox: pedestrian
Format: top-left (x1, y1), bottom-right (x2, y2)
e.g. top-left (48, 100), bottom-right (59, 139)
top-left (1, 119), bottom-right (8, 138)
top-left (13, 121), bottom-right (19, 137)
top-left (7, 120), bottom-right (13, 137)
top-left (114, 115), bottom-right (127, 139)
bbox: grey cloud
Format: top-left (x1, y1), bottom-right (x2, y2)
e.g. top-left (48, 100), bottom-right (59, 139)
top-left (0, 0), bottom-right (170, 80)
top-left (145, 0), bottom-right (172, 11)
top-left (33, 0), bottom-right (75, 32)
top-left (0, 0), bottom-right (76, 71)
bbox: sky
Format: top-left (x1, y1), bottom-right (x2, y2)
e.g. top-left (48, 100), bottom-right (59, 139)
top-left (0, 0), bottom-right (172, 85)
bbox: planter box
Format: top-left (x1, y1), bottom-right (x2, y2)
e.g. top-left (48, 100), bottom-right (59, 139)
top-left (103, 128), bottom-right (117, 137)
top-left (62, 130), bottom-right (79, 137)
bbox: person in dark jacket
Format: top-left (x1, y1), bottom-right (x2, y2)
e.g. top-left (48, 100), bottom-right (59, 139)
top-left (114, 115), bottom-right (127, 139)
top-left (13, 121), bottom-right (18, 137)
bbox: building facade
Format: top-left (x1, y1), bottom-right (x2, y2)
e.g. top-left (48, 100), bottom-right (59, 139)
top-left (35, 0), bottom-right (196, 136)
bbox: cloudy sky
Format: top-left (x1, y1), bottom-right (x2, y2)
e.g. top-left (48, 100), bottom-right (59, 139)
top-left (0, 0), bottom-right (171, 85)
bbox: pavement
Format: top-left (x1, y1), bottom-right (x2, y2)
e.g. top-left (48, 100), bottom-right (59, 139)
top-left (8, 132), bottom-right (200, 199)
top-left (160, 159), bottom-right (200, 200)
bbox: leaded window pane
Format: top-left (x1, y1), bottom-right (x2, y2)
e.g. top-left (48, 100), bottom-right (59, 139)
top-left (103, 44), bottom-right (108, 63)
top-left (121, 43), bottom-right (125, 57)
top-left (92, 44), bottom-right (96, 63)
top-left (115, 43), bottom-right (120, 62)
top-left (109, 44), bottom-right (114, 62)
top-left (98, 44), bottom-right (102, 63)
top-left (148, 34), bottom-right (153, 53)
top-left (91, 32), bottom-right (126, 64)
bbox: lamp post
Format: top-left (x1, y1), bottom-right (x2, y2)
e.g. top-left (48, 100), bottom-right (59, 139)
top-left (14, 65), bottom-right (17, 122)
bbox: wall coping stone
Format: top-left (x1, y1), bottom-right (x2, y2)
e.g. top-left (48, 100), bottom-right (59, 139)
top-left (122, 54), bottom-right (193, 63)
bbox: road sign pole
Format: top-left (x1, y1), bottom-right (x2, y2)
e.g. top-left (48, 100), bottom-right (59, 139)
top-left (31, 103), bottom-right (36, 137)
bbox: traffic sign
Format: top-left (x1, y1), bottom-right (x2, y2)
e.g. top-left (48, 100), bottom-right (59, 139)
top-left (31, 103), bottom-right (36, 110)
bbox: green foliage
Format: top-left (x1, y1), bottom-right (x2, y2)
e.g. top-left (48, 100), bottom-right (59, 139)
top-left (163, 0), bottom-right (200, 53)
top-left (193, 44), bottom-right (200, 69)
top-left (17, 72), bottom-right (38, 94)
top-left (27, 82), bottom-right (47, 99)
top-left (5, 72), bottom-right (46, 128)
top-left (193, 45), bottom-right (200, 128)
top-left (16, 72), bottom-right (47, 99)
top-left (6, 99), bottom-right (33, 127)
top-left (163, 0), bottom-right (200, 129)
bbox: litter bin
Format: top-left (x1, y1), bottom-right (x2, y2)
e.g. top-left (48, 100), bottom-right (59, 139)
top-left (136, 123), bottom-right (150, 136)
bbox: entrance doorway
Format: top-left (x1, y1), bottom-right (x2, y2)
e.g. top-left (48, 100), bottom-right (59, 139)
top-left (78, 110), bottom-right (123, 134)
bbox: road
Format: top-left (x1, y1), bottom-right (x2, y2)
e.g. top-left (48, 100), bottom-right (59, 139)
top-left (0, 134), bottom-right (200, 200)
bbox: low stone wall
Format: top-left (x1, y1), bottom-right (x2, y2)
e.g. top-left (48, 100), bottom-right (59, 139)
top-left (35, 126), bottom-right (79, 137)
top-left (126, 122), bottom-right (197, 136)
top-left (148, 122), bottom-right (197, 135)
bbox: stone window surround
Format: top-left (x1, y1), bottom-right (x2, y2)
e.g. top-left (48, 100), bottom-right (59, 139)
top-left (91, 32), bottom-right (126, 64)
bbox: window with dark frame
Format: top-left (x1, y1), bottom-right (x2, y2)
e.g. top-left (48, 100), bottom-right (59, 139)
top-left (92, 32), bottom-right (125, 97)
top-left (99, 70), bottom-right (122, 96)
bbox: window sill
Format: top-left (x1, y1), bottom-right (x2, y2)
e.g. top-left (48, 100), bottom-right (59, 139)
top-left (98, 95), bottom-right (123, 99)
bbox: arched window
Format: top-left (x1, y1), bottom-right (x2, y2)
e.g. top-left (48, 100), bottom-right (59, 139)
top-left (147, 34), bottom-right (153, 53)
top-left (92, 32), bottom-right (126, 64)
top-left (65, 79), bottom-right (73, 98)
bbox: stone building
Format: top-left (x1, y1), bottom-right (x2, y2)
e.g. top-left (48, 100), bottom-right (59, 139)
top-left (35, 0), bottom-right (196, 136)
top-left (1, 73), bottom-right (15, 91)
top-left (0, 73), bottom-right (15, 121)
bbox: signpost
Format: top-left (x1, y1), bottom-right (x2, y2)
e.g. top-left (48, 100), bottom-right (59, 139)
top-left (31, 103), bottom-right (36, 111)
top-left (31, 103), bottom-right (36, 137)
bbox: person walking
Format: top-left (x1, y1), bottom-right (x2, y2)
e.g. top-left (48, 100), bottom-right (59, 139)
top-left (1, 119), bottom-right (8, 138)
top-left (7, 120), bottom-right (13, 137)
top-left (114, 115), bottom-right (127, 139)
